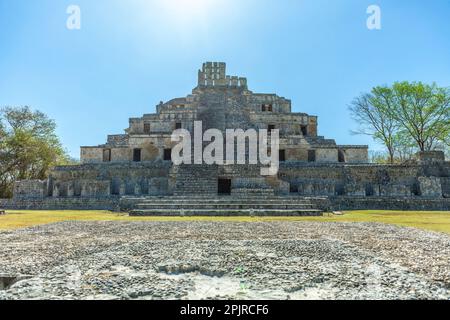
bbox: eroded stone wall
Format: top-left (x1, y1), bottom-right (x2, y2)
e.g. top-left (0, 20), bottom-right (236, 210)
top-left (45, 163), bottom-right (172, 198)
top-left (339, 147), bottom-right (369, 163)
top-left (279, 162), bottom-right (449, 199)
top-left (13, 180), bottom-right (47, 199)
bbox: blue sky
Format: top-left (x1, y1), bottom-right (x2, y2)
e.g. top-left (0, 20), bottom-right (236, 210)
top-left (0, 0), bottom-right (449, 158)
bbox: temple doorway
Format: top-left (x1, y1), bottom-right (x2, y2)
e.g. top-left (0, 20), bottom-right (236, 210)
top-left (218, 178), bottom-right (231, 195)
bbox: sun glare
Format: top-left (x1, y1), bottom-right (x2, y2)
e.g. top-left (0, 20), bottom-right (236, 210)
top-left (157, 0), bottom-right (222, 23)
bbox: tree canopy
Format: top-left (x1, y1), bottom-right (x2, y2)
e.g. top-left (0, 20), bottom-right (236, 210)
top-left (0, 106), bottom-right (74, 198)
top-left (389, 82), bottom-right (450, 152)
top-left (350, 82), bottom-right (450, 163)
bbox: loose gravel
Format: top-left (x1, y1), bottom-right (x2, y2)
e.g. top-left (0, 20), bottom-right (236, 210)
top-left (0, 221), bottom-right (449, 300)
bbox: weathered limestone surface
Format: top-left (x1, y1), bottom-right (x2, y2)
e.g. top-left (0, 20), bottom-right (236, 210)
top-left (13, 180), bottom-right (47, 199)
top-left (418, 151), bottom-right (446, 163)
top-left (0, 197), bottom-right (120, 211)
top-left (441, 177), bottom-right (450, 198)
top-left (418, 177), bottom-right (443, 198)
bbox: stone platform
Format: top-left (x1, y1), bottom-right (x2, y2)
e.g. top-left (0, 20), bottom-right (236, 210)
top-left (123, 196), bottom-right (326, 216)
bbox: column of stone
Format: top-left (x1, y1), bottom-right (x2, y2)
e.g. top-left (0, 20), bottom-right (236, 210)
top-left (52, 184), bottom-right (59, 197)
top-left (81, 184), bottom-right (88, 197)
top-left (134, 183), bottom-right (142, 196)
top-left (119, 181), bottom-right (126, 196)
top-left (67, 184), bottom-right (74, 197)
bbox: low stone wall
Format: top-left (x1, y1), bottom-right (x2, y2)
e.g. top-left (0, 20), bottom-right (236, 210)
top-left (1, 196), bottom-right (449, 212)
top-left (0, 197), bottom-right (120, 211)
top-left (329, 197), bottom-right (450, 211)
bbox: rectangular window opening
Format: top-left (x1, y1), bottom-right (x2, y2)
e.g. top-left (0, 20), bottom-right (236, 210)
top-left (301, 125), bottom-right (308, 136)
top-left (308, 150), bottom-right (316, 162)
top-left (279, 150), bottom-right (286, 162)
top-left (144, 123), bottom-right (151, 134)
top-left (103, 149), bottom-right (111, 162)
top-left (164, 149), bottom-right (172, 161)
top-left (262, 104), bottom-right (273, 112)
top-left (218, 179), bottom-right (232, 195)
top-left (133, 149), bottom-right (142, 162)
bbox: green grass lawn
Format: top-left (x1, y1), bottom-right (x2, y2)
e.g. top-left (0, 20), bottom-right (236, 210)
top-left (1, 210), bottom-right (450, 234)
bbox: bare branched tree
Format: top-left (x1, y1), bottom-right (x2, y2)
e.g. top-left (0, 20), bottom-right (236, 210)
top-left (349, 87), bottom-right (398, 163)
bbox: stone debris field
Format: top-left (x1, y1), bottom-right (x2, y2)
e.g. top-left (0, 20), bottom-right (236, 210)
top-left (0, 221), bottom-right (449, 300)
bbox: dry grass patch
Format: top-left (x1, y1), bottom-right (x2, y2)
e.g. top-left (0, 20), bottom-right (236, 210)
top-left (0, 210), bottom-right (449, 234)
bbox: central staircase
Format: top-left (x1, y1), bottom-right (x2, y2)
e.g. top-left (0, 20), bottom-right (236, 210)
top-left (123, 196), bottom-right (325, 216)
top-left (172, 164), bottom-right (218, 196)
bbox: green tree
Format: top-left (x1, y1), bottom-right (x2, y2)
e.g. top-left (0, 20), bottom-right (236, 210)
top-left (350, 82), bottom-right (450, 163)
top-left (389, 82), bottom-right (450, 152)
top-left (390, 130), bottom-right (417, 162)
top-left (0, 106), bottom-right (73, 198)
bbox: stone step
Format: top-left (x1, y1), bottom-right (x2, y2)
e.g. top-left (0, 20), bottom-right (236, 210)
top-left (122, 196), bottom-right (327, 200)
top-left (176, 171), bottom-right (217, 174)
top-left (134, 203), bottom-right (316, 209)
top-left (175, 179), bottom-right (217, 182)
top-left (175, 176), bottom-right (217, 179)
top-left (122, 198), bottom-right (323, 204)
top-left (174, 187), bottom-right (217, 190)
top-left (231, 190), bottom-right (275, 196)
top-left (138, 199), bottom-right (312, 202)
top-left (122, 196), bottom-right (325, 204)
top-left (129, 209), bottom-right (323, 217)
top-left (173, 164), bottom-right (219, 195)
top-left (122, 195), bottom-right (327, 216)
top-left (173, 189), bottom-right (218, 192)
top-left (175, 184), bottom-right (217, 188)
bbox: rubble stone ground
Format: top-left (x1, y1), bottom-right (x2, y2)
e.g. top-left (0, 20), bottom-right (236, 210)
top-left (0, 221), bottom-right (449, 300)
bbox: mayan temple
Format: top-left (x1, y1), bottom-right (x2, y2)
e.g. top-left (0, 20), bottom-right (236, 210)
top-left (8, 62), bottom-right (450, 214)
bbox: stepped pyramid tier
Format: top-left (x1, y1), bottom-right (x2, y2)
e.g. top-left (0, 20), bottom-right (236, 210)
top-left (80, 62), bottom-right (368, 164)
top-left (10, 62), bottom-right (449, 214)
